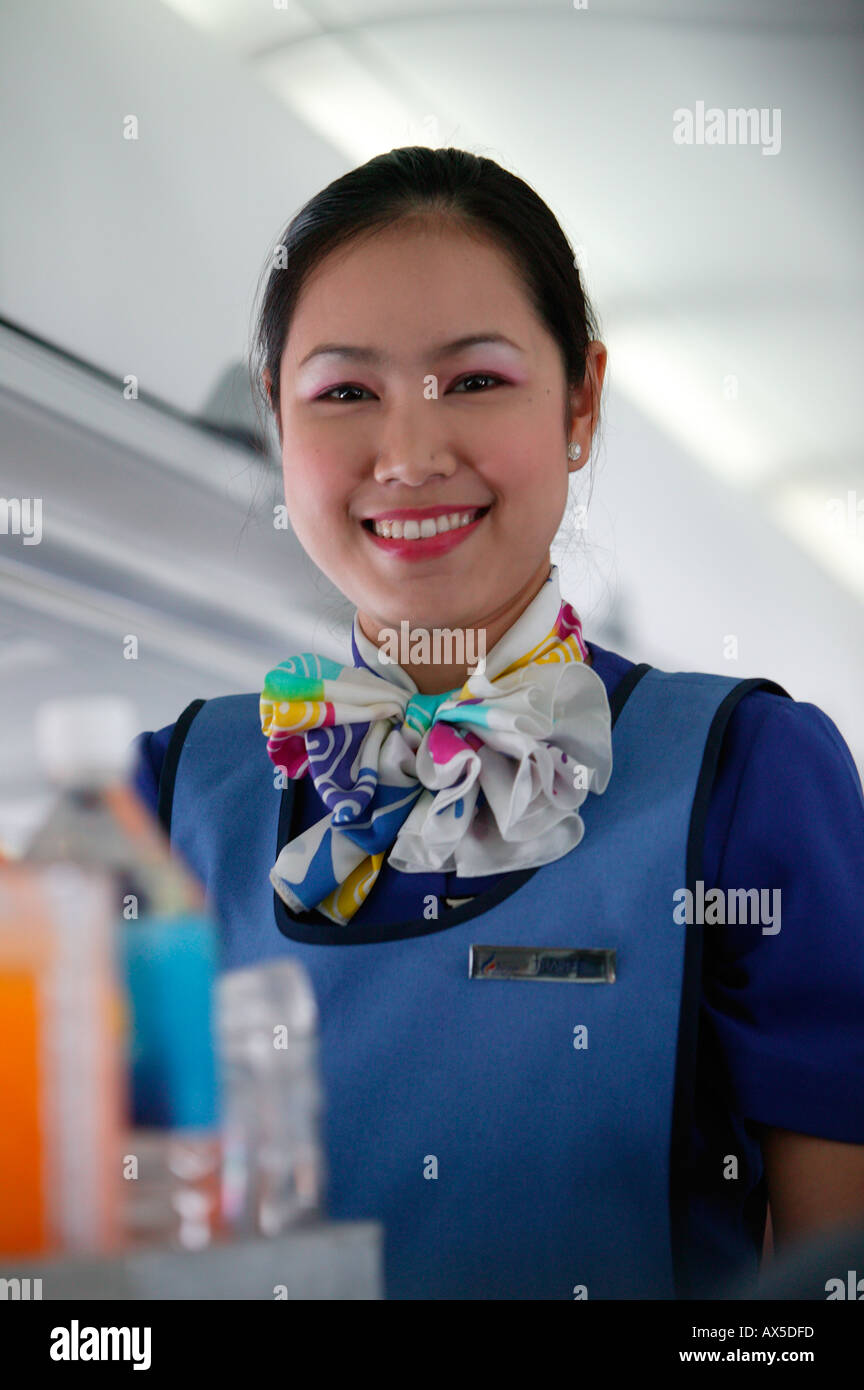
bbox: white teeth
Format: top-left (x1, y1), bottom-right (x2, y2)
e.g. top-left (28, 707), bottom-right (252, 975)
top-left (370, 508), bottom-right (484, 539)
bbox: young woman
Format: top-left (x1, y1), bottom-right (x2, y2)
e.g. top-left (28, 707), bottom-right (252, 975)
top-left (133, 146), bottom-right (864, 1301)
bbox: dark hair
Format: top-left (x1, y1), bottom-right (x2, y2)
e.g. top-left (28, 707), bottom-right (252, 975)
top-left (249, 146), bottom-right (603, 454)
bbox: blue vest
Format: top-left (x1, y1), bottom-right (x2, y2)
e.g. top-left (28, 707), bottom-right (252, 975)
top-left (161, 665), bottom-right (787, 1300)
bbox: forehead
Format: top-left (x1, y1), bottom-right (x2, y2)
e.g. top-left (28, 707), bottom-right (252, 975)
top-left (284, 221), bottom-right (540, 360)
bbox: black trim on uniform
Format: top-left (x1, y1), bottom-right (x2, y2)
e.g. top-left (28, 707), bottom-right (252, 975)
top-left (272, 798), bottom-right (539, 945)
top-left (669, 676), bottom-right (790, 1300)
top-left (156, 698), bottom-right (207, 835)
top-left (272, 664), bottom-right (654, 947)
top-left (609, 661), bottom-right (652, 726)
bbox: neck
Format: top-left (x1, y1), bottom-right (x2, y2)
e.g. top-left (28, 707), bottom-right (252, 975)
top-left (357, 558), bottom-right (579, 695)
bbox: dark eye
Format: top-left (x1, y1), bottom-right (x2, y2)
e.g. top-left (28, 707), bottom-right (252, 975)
top-left (451, 373), bottom-right (502, 393)
top-left (316, 373), bottom-right (503, 402)
top-left (316, 383), bottom-right (372, 402)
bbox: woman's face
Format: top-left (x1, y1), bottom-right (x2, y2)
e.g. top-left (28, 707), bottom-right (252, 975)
top-left (272, 219), bottom-right (605, 650)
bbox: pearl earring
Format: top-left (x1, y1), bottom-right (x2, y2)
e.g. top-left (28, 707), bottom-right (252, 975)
top-left (567, 442), bottom-right (582, 461)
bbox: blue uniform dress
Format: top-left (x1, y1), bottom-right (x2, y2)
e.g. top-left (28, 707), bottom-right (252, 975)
top-left (131, 640), bottom-right (864, 1296)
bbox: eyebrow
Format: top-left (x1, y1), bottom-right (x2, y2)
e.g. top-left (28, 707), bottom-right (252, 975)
top-left (297, 333), bottom-right (525, 370)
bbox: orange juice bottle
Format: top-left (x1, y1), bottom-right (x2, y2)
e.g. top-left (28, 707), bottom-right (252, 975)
top-left (0, 695), bottom-right (145, 1257)
top-left (0, 860), bottom-right (125, 1255)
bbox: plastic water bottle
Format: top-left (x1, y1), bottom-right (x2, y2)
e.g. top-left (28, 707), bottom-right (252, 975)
top-left (218, 959), bottom-right (325, 1238)
top-left (24, 695), bottom-right (222, 1252)
top-left (27, 696), bottom-right (205, 920)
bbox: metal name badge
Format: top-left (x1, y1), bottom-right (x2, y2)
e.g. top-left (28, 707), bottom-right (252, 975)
top-left (469, 945), bottom-right (616, 983)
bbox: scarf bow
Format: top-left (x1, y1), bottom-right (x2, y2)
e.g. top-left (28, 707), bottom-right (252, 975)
top-left (260, 571), bottom-right (613, 925)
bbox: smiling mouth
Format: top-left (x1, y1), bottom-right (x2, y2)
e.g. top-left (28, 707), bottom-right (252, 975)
top-left (361, 505), bottom-right (492, 539)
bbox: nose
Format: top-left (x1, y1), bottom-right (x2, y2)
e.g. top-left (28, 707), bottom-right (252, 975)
top-left (371, 406), bottom-right (457, 488)
top-left (373, 452), bottom-right (456, 488)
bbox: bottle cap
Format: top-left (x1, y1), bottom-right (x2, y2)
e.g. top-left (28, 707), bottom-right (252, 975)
top-left (35, 695), bottom-right (139, 788)
top-left (219, 958), bottom-right (319, 1038)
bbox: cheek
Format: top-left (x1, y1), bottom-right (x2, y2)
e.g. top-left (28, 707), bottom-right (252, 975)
top-left (501, 414), bottom-right (563, 471)
top-left (486, 434), bottom-right (568, 506)
top-left (281, 453), bottom-right (350, 522)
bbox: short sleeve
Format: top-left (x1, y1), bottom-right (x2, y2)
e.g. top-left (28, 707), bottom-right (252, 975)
top-left (701, 692), bottom-right (864, 1142)
top-left (129, 723), bottom-right (175, 819)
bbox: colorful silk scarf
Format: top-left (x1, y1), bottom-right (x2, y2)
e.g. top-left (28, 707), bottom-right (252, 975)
top-left (260, 566), bottom-right (613, 926)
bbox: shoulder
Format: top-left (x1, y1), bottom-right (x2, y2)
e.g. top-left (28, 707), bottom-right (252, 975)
top-left (130, 694), bottom-right (263, 814)
top-left (710, 689), bottom-right (864, 877)
top-left (130, 722), bottom-right (176, 816)
top-left (587, 639), bottom-right (862, 805)
top-left (715, 682), bottom-right (861, 784)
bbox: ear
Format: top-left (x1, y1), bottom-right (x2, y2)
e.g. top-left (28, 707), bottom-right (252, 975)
top-left (567, 341), bottom-right (607, 463)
